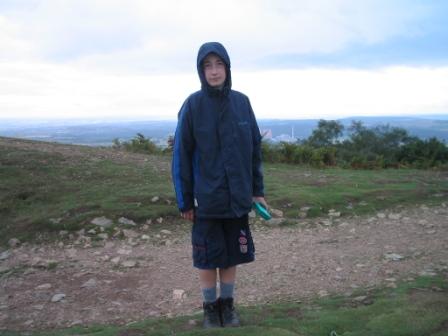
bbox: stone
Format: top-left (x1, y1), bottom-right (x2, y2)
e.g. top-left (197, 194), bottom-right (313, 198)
top-left (156, 217), bottom-right (163, 224)
top-left (141, 235), bottom-right (150, 240)
top-left (91, 217), bottom-right (113, 228)
top-left (388, 213), bottom-right (401, 220)
top-left (122, 229), bottom-right (138, 238)
top-left (173, 289), bottom-right (186, 300)
top-left (0, 250), bottom-right (11, 261)
top-left (377, 213), bottom-right (386, 219)
top-left (81, 278), bottom-right (97, 288)
top-left (51, 294), bottom-right (66, 302)
top-left (266, 218), bottom-right (285, 226)
top-left (328, 210), bottom-right (341, 217)
top-left (160, 229), bottom-right (172, 235)
top-left (384, 253), bottom-right (404, 261)
top-left (117, 248), bottom-right (132, 255)
top-left (36, 283), bottom-right (52, 290)
top-left (8, 238), bottom-right (20, 248)
top-left (270, 208), bottom-right (284, 218)
top-left (87, 229), bottom-right (96, 234)
top-left (353, 295), bottom-right (368, 302)
top-left (318, 290), bottom-right (329, 297)
top-left (97, 233), bottom-right (109, 240)
top-left (118, 217), bottom-right (136, 226)
top-left (122, 260), bottom-right (137, 268)
top-left (59, 230), bottom-right (69, 237)
top-left (248, 210), bottom-right (256, 218)
top-left (151, 196), bottom-right (160, 203)
top-left (111, 257), bottom-right (121, 264)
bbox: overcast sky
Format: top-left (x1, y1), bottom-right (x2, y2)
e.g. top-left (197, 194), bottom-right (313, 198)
top-left (1, 0), bottom-right (448, 120)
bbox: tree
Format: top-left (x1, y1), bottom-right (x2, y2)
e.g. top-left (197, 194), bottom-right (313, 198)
top-left (307, 120), bottom-right (344, 147)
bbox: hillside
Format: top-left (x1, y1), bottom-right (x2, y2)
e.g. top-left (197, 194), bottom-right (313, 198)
top-left (1, 137), bottom-right (448, 333)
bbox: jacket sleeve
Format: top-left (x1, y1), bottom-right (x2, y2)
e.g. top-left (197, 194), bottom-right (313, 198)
top-left (248, 99), bottom-right (265, 197)
top-left (172, 99), bottom-right (195, 212)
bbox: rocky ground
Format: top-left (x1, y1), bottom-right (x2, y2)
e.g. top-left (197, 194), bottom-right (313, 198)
top-left (1, 203), bottom-right (447, 331)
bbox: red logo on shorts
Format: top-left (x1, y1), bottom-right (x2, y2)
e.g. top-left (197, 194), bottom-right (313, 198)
top-left (239, 237), bottom-right (247, 245)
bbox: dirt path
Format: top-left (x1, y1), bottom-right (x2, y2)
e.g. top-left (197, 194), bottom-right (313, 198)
top-left (1, 204), bottom-right (447, 331)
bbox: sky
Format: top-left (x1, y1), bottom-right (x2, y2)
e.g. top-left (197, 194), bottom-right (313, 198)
top-left (1, 0), bottom-right (448, 121)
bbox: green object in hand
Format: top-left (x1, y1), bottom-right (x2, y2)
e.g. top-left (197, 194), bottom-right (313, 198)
top-left (253, 202), bottom-right (272, 220)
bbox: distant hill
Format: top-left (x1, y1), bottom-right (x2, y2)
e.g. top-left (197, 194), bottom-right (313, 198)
top-left (0, 115), bottom-right (446, 146)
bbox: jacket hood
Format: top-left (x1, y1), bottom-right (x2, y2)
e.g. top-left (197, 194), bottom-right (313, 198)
top-left (197, 42), bottom-right (232, 95)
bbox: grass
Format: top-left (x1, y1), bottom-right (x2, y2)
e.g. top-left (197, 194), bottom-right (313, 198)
top-left (1, 275), bottom-right (447, 336)
top-left (1, 139), bottom-right (447, 244)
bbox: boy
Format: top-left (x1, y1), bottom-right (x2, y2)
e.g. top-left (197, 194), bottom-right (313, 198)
top-left (172, 42), bottom-right (267, 329)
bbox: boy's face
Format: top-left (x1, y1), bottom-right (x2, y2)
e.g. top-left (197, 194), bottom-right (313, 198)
top-left (203, 53), bottom-right (226, 88)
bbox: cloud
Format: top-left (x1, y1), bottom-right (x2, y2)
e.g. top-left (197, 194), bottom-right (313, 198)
top-left (0, 0), bottom-right (437, 73)
top-left (1, 60), bottom-right (447, 120)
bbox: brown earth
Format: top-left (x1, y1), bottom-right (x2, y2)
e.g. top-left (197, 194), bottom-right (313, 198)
top-left (1, 204), bottom-right (447, 331)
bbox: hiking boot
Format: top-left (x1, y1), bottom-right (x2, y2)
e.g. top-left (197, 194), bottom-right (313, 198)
top-left (220, 297), bottom-right (240, 327)
top-left (203, 300), bottom-right (222, 329)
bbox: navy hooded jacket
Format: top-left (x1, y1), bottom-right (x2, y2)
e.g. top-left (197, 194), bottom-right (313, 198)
top-left (172, 42), bottom-right (264, 219)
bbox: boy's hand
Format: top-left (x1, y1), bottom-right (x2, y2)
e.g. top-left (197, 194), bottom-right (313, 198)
top-left (252, 196), bottom-right (268, 209)
top-left (181, 209), bottom-right (194, 222)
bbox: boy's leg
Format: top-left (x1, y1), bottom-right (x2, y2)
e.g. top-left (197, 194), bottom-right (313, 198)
top-left (219, 266), bottom-right (236, 299)
top-left (199, 269), bottom-right (218, 302)
top-left (199, 268), bottom-right (221, 328)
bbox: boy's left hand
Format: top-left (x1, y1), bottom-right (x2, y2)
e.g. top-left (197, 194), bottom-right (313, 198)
top-left (252, 196), bottom-right (268, 209)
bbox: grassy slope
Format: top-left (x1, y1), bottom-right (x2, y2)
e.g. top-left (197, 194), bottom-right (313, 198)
top-left (1, 138), bottom-right (447, 244)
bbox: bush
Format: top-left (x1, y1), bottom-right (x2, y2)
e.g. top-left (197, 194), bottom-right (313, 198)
top-left (114, 133), bottom-right (160, 155)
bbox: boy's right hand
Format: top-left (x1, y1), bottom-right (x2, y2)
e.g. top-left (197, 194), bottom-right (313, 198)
top-left (181, 209), bottom-right (194, 222)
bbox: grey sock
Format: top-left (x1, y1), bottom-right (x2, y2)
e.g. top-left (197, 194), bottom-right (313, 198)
top-left (202, 286), bottom-right (217, 303)
top-left (219, 282), bottom-right (235, 299)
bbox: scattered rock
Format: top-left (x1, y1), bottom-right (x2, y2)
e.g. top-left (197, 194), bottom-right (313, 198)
top-left (160, 229), bottom-right (172, 235)
top-left (173, 289), bottom-right (186, 300)
top-left (36, 283), bottom-right (52, 290)
top-left (270, 208), bottom-right (284, 218)
top-left (122, 229), bottom-right (138, 239)
top-left (51, 294), bottom-right (66, 303)
top-left (81, 278), bottom-right (97, 288)
top-left (248, 210), bottom-right (256, 218)
top-left (111, 257), bottom-right (121, 264)
top-left (50, 218), bottom-right (62, 224)
top-left (384, 253), bottom-right (404, 261)
top-left (122, 260), bottom-right (137, 268)
top-left (97, 233), bottom-right (109, 240)
top-left (8, 238), bottom-right (20, 248)
top-left (266, 218), bottom-right (285, 226)
top-left (377, 213), bottom-right (386, 219)
top-left (87, 229), bottom-right (96, 235)
top-left (141, 235), bottom-right (150, 240)
top-left (118, 217), bottom-right (136, 226)
top-left (0, 250), bottom-right (11, 261)
top-left (117, 248), bottom-right (132, 255)
top-left (388, 213), bottom-right (401, 220)
top-left (91, 217), bottom-right (113, 228)
top-left (156, 217), bottom-right (163, 224)
top-left (59, 230), bottom-right (69, 237)
top-left (352, 295), bottom-right (367, 302)
top-left (328, 209), bottom-right (341, 217)
top-left (318, 290), bottom-right (329, 297)
top-left (151, 196), bottom-right (160, 203)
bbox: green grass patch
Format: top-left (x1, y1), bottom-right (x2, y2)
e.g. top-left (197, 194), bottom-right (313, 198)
top-left (1, 141), bottom-right (447, 244)
top-left (2, 275), bottom-right (447, 336)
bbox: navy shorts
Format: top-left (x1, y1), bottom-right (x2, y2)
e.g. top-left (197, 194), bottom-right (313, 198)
top-left (192, 215), bottom-right (255, 269)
